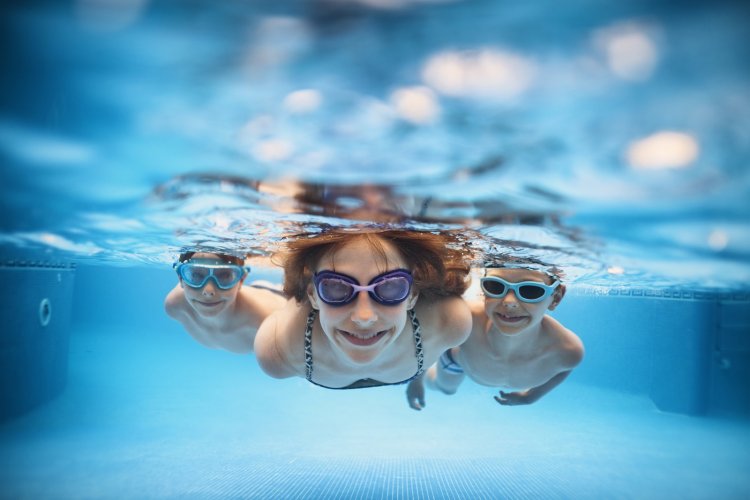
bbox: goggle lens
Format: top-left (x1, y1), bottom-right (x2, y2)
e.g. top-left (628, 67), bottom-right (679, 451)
top-left (314, 269), bottom-right (413, 306)
top-left (519, 285), bottom-right (545, 300)
top-left (317, 278), bottom-right (354, 303)
top-left (177, 263), bottom-right (247, 290)
top-left (480, 277), bottom-right (558, 303)
top-left (481, 279), bottom-right (506, 296)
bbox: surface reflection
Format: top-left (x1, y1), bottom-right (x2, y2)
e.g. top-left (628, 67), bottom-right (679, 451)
top-left (148, 173), bottom-right (606, 287)
top-left (154, 173), bottom-right (568, 226)
top-left (0, 0), bottom-right (747, 290)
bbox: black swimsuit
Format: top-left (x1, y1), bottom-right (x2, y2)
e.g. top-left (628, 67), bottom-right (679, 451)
top-left (304, 308), bottom-right (425, 390)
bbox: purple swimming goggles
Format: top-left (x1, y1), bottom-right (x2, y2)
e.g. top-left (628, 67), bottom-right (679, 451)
top-left (313, 269), bottom-right (413, 306)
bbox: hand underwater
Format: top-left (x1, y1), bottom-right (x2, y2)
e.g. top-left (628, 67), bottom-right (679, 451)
top-left (494, 390), bottom-right (537, 406)
top-left (406, 377), bottom-right (426, 411)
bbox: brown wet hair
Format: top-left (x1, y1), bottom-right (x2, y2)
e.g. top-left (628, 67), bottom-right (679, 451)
top-left (179, 251), bottom-right (244, 267)
top-left (483, 255), bottom-right (565, 283)
top-left (278, 229), bottom-right (471, 303)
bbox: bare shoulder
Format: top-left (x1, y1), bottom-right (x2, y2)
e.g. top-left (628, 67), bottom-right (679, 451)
top-left (415, 294), bottom-right (472, 346)
top-left (164, 285), bottom-right (186, 319)
top-left (237, 284), bottom-right (287, 315)
top-left (544, 316), bottom-right (584, 368)
top-left (466, 298), bottom-right (486, 324)
top-left (254, 299), bottom-right (306, 379)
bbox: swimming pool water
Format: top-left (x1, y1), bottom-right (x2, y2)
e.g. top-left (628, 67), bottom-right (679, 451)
top-left (2, 331), bottom-right (748, 499)
top-left (1, 0), bottom-right (749, 288)
top-left (2, 265), bottom-right (749, 498)
top-left (2, 1), bottom-right (750, 497)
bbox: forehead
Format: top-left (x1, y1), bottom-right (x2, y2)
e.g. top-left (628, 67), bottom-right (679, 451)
top-left (319, 236), bottom-right (407, 271)
top-left (486, 267), bottom-right (551, 283)
top-left (189, 253), bottom-right (232, 265)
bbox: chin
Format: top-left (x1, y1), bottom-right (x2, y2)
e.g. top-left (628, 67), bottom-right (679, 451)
top-left (344, 343), bottom-right (389, 365)
top-left (334, 328), bottom-right (394, 364)
top-left (192, 300), bottom-right (227, 316)
top-left (498, 327), bottom-right (523, 336)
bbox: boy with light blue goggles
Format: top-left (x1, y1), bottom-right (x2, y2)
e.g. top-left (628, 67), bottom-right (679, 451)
top-left (173, 260), bottom-right (250, 290)
top-left (406, 264), bottom-right (583, 411)
top-left (165, 251), bottom-right (286, 354)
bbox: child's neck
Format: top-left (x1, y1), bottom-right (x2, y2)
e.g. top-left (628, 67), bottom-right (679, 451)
top-left (191, 300), bottom-right (238, 330)
top-left (487, 317), bottom-right (545, 354)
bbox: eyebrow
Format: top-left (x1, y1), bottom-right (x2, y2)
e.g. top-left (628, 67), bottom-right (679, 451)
top-left (484, 269), bottom-right (550, 281)
top-left (188, 259), bottom-right (236, 265)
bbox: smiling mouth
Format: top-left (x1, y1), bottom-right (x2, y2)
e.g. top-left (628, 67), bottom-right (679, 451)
top-left (337, 329), bottom-right (388, 346)
top-left (196, 300), bottom-right (223, 307)
top-left (495, 312), bottom-right (526, 323)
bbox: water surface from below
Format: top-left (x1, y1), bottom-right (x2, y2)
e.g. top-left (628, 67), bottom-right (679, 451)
top-left (1, 0), bottom-right (748, 289)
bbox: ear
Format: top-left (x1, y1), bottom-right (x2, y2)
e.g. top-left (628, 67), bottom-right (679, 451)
top-left (548, 284), bottom-right (566, 311)
top-left (234, 276), bottom-right (247, 295)
top-left (406, 290), bottom-right (420, 310)
top-left (307, 283), bottom-right (320, 310)
top-left (178, 277), bottom-right (185, 289)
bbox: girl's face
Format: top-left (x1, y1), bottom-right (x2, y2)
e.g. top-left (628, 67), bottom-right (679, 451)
top-left (308, 237), bottom-right (418, 365)
top-left (483, 268), bottom-right (562, 336)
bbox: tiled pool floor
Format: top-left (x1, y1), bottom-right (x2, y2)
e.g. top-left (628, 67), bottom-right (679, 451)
top-left (2, 325), bottom-right (749, 499)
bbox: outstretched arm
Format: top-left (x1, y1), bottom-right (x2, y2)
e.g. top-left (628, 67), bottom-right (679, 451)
top-left (495, 370), bottom-right (572, 406)
top-left (406, 355), bottom-right (466, 411)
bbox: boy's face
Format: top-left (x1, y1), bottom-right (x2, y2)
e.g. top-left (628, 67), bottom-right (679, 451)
top-left (179, 252), bottom-right (245, 317)
top-left (482, 268), bottom-right (564, 336)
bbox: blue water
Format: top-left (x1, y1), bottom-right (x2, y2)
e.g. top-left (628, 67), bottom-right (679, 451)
top-left (2, 266), bottom-right (750, 498)
top-left (2, 1), bottom-right (750, 498)
top-left (1, 0), bottom-right (749, 288)
top-left (2, 326), bottom-right (748, 498)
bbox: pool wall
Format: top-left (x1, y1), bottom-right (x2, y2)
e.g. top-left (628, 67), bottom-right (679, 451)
top-left (556, 288), bottom-right (750, 417)
top-left (0, 261), bottom-right (76, 421)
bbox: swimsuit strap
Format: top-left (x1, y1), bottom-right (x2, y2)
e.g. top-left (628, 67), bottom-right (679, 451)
top-left (304, 308), bottom-right (316, 382)
top-left (409, 308), bottom-right (425, 376)
top-left (305, 307), bottom-right (424, 384)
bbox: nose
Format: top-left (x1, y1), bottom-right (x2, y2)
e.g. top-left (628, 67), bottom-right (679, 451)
top-left (351, 291), bottom-right (378, 327)
top-left (201, 279), bottom-right (217, 296)
top-left (501, 290), bottom-right (520, 307)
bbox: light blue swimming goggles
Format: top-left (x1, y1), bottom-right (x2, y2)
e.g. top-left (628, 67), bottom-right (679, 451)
top-left (174, 262), bottom-right (250, 290)
top-left (480, 276), bottom-right (559, 303)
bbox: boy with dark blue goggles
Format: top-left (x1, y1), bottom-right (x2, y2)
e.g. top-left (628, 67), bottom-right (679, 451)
top-left (406, 265), bottom-right (583, 411)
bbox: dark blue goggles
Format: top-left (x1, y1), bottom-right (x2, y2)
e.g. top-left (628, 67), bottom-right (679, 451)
top-left (313, 269), bottom-right (413, 306)
top-left (175, 262), bottom-right (249, 290)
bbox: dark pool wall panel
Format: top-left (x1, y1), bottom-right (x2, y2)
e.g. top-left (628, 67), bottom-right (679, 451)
top-left (556, 289), bottom-right (750, 416)
top-left (0, 263), bottom-right (75, 421)
top-left (71, 265), bottom-right (183, 332)
top-left (710, 301), bottom-right (750, 417)
top-left (648, 298), bottom-right (713, 415)
top-left (70, 264), bottom-right (283, 331)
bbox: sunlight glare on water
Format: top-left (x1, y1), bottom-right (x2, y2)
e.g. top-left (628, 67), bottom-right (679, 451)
top-left (0, 0), bottom-right (748, 290)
